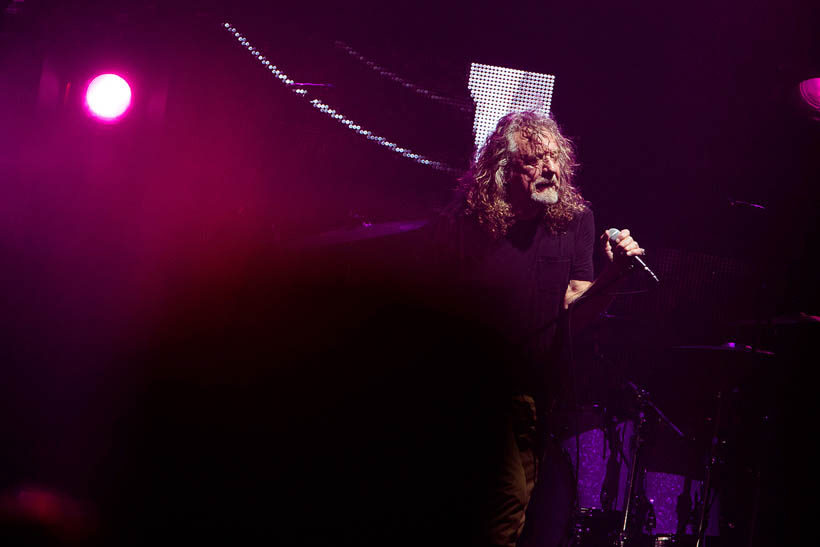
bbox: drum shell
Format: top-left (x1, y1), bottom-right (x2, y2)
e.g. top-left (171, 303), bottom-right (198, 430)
top-left (560, 406), bottom-right (636, 512)
top-left (644, 471), bottom-right (720, 537)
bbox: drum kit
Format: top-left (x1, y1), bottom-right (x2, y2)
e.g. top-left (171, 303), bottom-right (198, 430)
top-left (552, 339), bottom-right (778, 547)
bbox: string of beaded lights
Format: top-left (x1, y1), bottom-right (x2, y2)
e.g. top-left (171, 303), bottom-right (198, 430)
top-left (223, 23), bottom-right (460, 175)
top-left (333, 41), bottom-right (473, 114)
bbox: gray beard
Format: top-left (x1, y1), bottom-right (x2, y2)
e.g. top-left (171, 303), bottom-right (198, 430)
top-left (531, 186), bottom-right (559, 205)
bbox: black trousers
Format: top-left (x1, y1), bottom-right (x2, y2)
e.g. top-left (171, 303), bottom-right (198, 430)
top-left (482, 394), bottom-right (539, 547)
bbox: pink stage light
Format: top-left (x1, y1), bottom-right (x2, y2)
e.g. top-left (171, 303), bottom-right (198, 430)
top-left (799, 78), bottom-right (820, 119)
top-left (85, 73), bottom-right (132, 122)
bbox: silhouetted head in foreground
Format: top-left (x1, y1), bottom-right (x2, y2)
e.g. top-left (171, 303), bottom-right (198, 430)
top-left (94, 249), bottom-right (523, 545)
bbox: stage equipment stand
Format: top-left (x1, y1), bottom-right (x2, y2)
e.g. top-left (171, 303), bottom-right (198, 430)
top-left (615, 380), bottom-right (686, 547)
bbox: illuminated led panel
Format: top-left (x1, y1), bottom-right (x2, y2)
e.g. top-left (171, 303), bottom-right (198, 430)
top-left (468, 63), bottom-right (555, 156)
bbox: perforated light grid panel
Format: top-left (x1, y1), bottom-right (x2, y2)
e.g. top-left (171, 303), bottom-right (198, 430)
top-left (468, 63), bottom-right (555, 157)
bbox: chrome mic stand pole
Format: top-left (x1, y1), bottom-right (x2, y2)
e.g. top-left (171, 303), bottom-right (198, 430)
top-left (695, 389), bottom-right (723, 547)
top-left (616, 381), bottom-right (688, 547)
top-left (615, 388), bottom-right (646, 547)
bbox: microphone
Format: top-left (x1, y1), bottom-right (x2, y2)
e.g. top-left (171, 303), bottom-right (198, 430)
top-left (607, 228), bottom-right (660, 284)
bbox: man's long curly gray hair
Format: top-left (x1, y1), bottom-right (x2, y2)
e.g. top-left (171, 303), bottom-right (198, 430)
top-left (458, 111), bottom-right (587, 239)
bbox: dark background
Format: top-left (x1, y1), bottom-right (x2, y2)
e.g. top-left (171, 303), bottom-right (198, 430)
top-left (1, 0), bottom-right (818, 544)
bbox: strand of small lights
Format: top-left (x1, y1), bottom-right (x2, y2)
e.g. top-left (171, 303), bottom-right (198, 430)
top-left (305, 97), bottom-right (459, 174)
top-left (222, 23), bottom-right (460, 175)
top-left (334, 41), bottom-right (473, 113)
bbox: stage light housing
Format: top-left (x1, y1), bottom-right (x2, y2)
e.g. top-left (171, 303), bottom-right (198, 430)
top-left (798, 77), bottom-right (820, 120)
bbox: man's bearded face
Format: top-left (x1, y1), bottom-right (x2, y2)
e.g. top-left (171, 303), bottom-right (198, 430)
top-left (507, 130), bottom-right (561, 208)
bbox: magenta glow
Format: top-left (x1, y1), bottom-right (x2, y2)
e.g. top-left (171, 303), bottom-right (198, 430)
top-left (85, 74), bottom-right (132, 122)
top-left (799, 78), bottom-right (820, 111)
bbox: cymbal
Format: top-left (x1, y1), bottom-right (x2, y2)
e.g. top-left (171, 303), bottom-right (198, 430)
top-left (730, 312), bottom-right (820, 327)
top-left (295, 219), bottom-right (429, 247)
top-left (597, 312), bottom-right (650, 322)
top-left (672, 342), bottom-right (774, 356)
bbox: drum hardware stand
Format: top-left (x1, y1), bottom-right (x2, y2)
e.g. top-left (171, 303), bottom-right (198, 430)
top-left (600, 412), bottom-right (630, 511)
top-left (615, 380), bottom-right (687, 547)
top-left (614, 387), bottom-right (646, 547)
top-left (694, 389), bottom-right (723, 547)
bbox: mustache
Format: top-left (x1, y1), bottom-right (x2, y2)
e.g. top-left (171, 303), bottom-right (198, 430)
top-left (534, 174), bottom-right (559, 188)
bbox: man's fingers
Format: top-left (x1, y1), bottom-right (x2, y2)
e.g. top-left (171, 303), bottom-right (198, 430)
top-left (616, 229), bottom-right (631, 241)
top-left (617, 237), bottom-right (635, 251)
top-left (604, 229), bottom-right (644, 261)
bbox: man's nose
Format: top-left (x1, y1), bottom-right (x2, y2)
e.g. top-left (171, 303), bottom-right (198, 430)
top-left (541, 160), bottom-right (556, 177)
